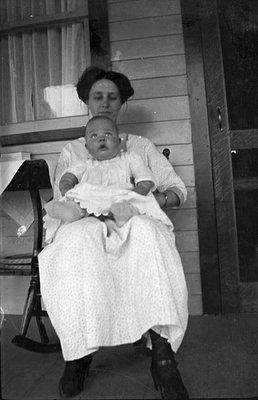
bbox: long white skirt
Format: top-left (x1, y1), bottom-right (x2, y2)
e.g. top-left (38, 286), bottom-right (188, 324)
top-left (39, 215), bottom-right (188, 361)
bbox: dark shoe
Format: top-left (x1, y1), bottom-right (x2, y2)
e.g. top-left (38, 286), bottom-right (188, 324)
top-left (150, 358), bottom-right (189, 400)
top-left (59, 354), bottom-right (92, 398)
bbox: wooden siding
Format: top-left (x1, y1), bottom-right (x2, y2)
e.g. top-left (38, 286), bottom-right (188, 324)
top-left (108, 0), bottom-right (181, 20)
top-left (1, 0), bottom-right (202, 315)
top-left (108, 0), bottom-right (201, 315)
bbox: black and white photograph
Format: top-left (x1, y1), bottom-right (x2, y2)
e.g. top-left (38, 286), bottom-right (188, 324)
top-left (0, 0), bottom-right (257, 399)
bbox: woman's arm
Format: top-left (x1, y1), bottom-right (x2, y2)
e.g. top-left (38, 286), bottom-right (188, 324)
top-left (127, 135), bottom-right (187, 207)
top-left (54, 146), bottom-right (73, 199)
top-left (53, 138), bottom-right (88, 199)
top-left (154, 189), bottom-right (180, 208)
top-left (145, 141), bottom-right (187, 207)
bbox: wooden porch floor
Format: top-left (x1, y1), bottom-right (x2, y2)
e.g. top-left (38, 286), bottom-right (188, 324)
top-left (1, 313), bottom-right (258, 399)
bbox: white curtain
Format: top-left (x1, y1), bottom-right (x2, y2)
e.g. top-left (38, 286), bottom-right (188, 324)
top-left (0, 0), bottom-right (89, 124)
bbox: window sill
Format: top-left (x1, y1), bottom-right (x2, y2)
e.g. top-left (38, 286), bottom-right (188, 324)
top-left (0, 115), bottom-right (90, 146)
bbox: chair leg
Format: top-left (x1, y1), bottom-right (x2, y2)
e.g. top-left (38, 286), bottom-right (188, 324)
top-left (19, 283), bottom-right (37, 337)
top-left (12, 275), bottom-right (61, 353)
top-left (35, 297), bottom-right (49, 344)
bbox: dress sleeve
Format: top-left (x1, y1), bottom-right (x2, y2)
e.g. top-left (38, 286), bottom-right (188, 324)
top-left (128, 152), bottom-right (156, 190)
top-left (53, 138), bottom-right (88, 199)
top-left (54, 145), bottom-right (71, 199)
top-left (64, 163), bottom-right (88, 182)
top-left (145, 140), bottom-right (187, 205)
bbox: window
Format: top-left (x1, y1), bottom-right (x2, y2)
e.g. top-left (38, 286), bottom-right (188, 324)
top-left (0, 0), bottom-right (110, 144)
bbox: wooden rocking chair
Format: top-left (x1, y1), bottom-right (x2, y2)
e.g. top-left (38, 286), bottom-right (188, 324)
top-left (3, 159), bottom-right (61, 353)
top-left (4, 149), bottom-right (171, 353)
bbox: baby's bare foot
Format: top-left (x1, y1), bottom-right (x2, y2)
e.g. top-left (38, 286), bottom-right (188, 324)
top-left (49, 200), bottom-right (86, 222)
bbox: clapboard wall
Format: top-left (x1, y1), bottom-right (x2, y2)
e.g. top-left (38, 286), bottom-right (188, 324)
top-left (108, 0), bottom-right (201, 315)
top-left (1, 0), bottom-right (202, 315)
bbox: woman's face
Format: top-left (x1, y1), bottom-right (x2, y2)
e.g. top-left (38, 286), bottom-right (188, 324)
top-left (87, 79), bottom-right (122, 122)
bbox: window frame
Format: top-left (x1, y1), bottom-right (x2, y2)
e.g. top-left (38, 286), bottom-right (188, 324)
top-left (0, 0), bottom-right (110, 146)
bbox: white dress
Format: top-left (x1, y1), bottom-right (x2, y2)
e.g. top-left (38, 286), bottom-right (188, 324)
top-left (39, 134), bottom-right (188, 361)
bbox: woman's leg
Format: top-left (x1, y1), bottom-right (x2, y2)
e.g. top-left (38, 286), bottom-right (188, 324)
top-left (59, 354), bottom-right (93, 398)
top-left (106, 215), bottom-right (189, 399)
top-left (106, 215), bottom-right (188, 347)
top-left (39, 217), bottom-right (112, 397)
top-left (149, 330), bottom-right (189, 400)
top-left (39, 217), bottom-right (115, 360)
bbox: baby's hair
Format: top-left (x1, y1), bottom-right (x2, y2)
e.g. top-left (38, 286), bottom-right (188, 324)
top-left (85, 115), bottom-right (119, 136)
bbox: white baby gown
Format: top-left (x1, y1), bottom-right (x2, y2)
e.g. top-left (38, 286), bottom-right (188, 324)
top-left (44, 151), bottom-right (172, 242)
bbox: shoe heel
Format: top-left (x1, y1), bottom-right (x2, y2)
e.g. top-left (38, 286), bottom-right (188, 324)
top-left (150, 368), bottom-right (159, 391)
top-left (151, 369), bottom-right (166, 399)
top-left (84, 354), bottom-right (92, 378)
top-left (150, 359), bottom-right (189, 400)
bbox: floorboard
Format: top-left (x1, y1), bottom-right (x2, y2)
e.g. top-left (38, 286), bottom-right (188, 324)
top-left (1, 314), bottom-right (258, 399)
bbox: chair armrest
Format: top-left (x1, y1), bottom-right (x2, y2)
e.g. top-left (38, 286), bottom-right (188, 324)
top-left (5, 159), bottom-right (52, 192)
top-left (5, 159), bottom-right (52, 261)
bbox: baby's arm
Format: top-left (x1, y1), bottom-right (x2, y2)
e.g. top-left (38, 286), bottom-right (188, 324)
top-left (128, 151), bottom-right (156, 195)
top-left (133, 180), bottom-right (153, 196)
top-left (55, 171), bottom-right (85, 222)
top-left (59, 172), bottom-right (79, 196)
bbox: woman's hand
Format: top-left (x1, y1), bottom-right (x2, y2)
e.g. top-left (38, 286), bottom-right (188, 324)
top-left (153, 190), bottom-right (180, 208)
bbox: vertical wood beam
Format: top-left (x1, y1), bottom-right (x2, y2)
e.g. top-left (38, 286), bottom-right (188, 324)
top-left (181, 0), bottom-right (221, 314)
top-left (199, 0), bottom-right (240, 313)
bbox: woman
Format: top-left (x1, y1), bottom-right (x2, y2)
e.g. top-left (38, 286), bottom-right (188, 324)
top-left (39, 66), bottom-right (189, 400)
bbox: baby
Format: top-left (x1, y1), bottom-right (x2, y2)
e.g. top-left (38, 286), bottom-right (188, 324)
top-left (46, 115), bottom-right (156, 227)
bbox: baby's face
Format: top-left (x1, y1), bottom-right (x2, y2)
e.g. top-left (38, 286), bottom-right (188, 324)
top-left (85, 118), bottom-right (121, 161)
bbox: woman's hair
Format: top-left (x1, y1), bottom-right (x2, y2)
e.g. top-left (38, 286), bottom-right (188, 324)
top-left (76, 66), bottom-right (134, 104)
